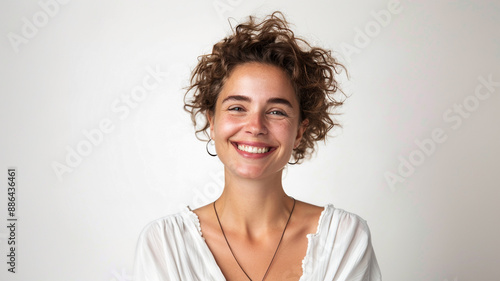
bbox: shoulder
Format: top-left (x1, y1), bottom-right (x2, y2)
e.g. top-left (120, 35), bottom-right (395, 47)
top-left (134, 209), bottom-right (205, 265)
top-left (325, 204), bottom-right (370, 228)
top-left (139, 212), bottom-right (183, 234)
top-left (137, 209), bottom-right (201, 243)
top-left (301, 204), bottom-right (381, 279)
top-left (292, 200), bottom-right (373, 238)
top-left (134, 210), bottom-right (210, 280)
top-left (318, 204), bottom-right (373, 244)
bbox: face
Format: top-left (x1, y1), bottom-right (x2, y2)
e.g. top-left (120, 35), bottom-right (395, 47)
top-left (208, 62), bottom-right (307, 180)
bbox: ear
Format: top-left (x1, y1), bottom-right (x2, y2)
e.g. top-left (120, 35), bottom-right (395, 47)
top-left (294, 119), bottom-right (308, 149)
top-left (207, 111), bottom-right (215, 140)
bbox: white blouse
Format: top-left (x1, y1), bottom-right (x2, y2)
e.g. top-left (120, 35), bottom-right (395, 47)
top-left (133, 204), bottom-right (382, 281)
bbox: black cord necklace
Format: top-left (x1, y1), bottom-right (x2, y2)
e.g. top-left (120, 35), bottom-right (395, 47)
top-left (213, 198), bottom-right (296, 281)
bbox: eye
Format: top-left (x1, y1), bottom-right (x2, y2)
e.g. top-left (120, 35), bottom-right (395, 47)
top-left (269, 110), bottom-right (288, 116)
top-left (228, 106), bottom-right (244, 112)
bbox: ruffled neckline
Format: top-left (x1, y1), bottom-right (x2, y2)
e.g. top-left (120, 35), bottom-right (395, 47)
top-left (184, 204), bottom-right (334, 279)
top-left (186, 206), bottom-right (205, 240)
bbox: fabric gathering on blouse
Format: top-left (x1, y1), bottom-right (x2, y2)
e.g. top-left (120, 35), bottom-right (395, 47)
top-left (133, 204), bottom-right (382, 281)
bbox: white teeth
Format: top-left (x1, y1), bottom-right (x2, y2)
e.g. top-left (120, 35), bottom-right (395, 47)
top-left (237, 144), bottom-right (270, 154)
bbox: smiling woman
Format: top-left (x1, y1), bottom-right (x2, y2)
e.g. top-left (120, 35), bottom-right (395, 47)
top-left (133, 11), bottom-right (382, 281)
top-left (208, 63), bottom-right (305, 180)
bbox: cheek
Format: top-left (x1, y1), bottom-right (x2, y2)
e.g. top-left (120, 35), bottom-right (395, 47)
top-left (213, 115), bottom-right (242, 137)
top-left (273, 122), bottom-right (299, 143)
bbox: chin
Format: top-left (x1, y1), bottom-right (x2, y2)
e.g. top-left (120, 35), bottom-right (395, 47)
top-left (233, 167), bottom-right (266, 179)
top-left (228, 163), bottom-right (285, 180)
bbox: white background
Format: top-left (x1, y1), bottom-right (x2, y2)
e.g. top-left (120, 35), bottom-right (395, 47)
top-left (1, 0), bottom-right (499, 280)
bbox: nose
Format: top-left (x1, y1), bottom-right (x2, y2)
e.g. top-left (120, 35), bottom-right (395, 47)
top-left (245, 112), bottom-right (268, 136)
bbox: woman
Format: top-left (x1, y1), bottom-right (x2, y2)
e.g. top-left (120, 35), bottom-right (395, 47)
top-left (134, 12), bottom-right (381, 281)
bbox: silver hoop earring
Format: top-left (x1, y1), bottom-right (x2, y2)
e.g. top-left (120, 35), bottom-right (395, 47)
top-left (288, 157), bottom-right (299, 165)
top-left (206, 139), bottom-right (217, 157)
top-left (288, 147), bottom-right (299, 165)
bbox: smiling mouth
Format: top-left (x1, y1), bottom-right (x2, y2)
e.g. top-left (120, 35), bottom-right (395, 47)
top-left (236, 144), bottom-right (272, 154)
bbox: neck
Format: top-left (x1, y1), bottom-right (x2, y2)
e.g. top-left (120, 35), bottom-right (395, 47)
top-left (214, 167), bottom-right (294, 238)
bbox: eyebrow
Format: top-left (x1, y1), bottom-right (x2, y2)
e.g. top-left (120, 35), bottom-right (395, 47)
top-left (267, 97), bottom-right (294, 108)
top-left (221, 95), bottom-right (294, 108)
top-left (221, 95), bottom-right (250, 103)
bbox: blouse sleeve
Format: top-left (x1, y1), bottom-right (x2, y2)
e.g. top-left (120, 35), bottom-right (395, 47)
top-left (133, 222), bottom-right (171, 281)
top-left (133, 212), bottom-right (226, 281)
top-left (334, 215), bottom-right (382, 281)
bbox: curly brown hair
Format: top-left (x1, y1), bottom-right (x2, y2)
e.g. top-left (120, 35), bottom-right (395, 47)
top-left (184, 11), bottom-right (347, 163)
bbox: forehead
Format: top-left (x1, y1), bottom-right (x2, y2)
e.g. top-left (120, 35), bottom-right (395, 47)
top-left (218, 62), bottom-right (297, 104)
